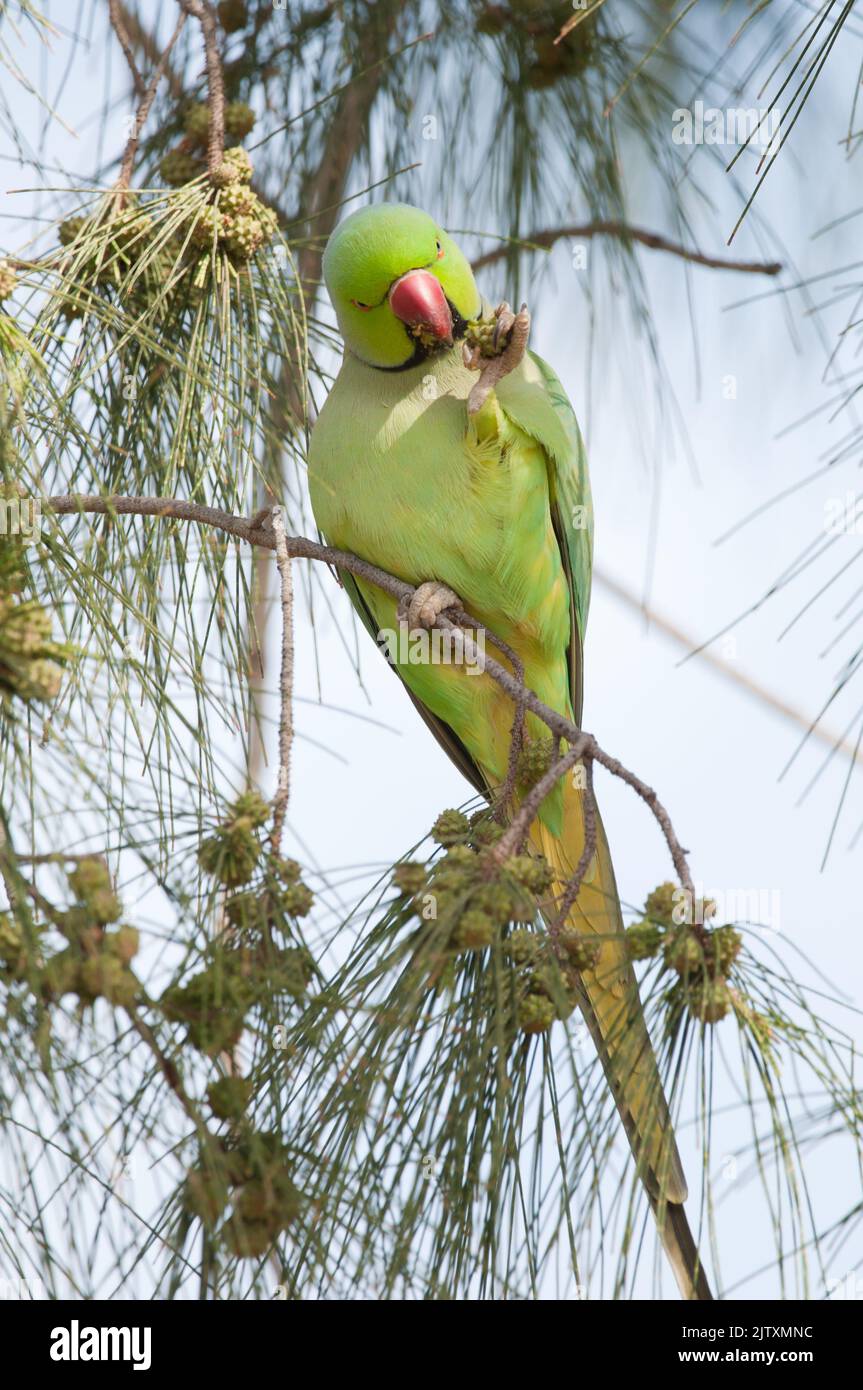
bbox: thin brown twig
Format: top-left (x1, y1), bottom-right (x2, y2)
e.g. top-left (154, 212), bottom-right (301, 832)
top-left (269, 505), bottom-right (295, 854)
top-left (108, 0), bottom-right (146, 98)
top-left (498, 683), bottom-right (527, 819)
top-left (44, 492), bottom-right (695, 898)
top-left (554, 0), bottom-right (605, 47)
top-left (179, 0), bottom-right (225, 176)
top-left (125, 1006), bottom-right (199, 1125)
top-left (470, 223), bottom-right (783, 277)
top-left (493, 742), bottom-right (589, 860)
top-left (110, 0), bottom-right (186, 99)
top-left (550, 757), bottom-right (597, 934)
top-left (116, 9), bottom-right (188, 197)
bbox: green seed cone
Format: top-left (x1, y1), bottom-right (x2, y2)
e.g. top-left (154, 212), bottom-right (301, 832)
top-left (505, 853), bottom-right (554, 893)
top-left (517, 992), bottom-right (556, 1035)
top-left (503, 927), bottom-right (543, 965)
top-left (687, 977), bottom-right (732, 1024)
top-left (558, 926), bottom-right (601, 971)
top-left (645, 881), bottom-right (679, 927)
top-left (625, 919), bottom-right (664, 961)
top-left (452, 909), bottom-right (495, 952)
top-left (183, 103), bottom-right (211, 147)
top-left (207, 1075), bottom-right (252, 1121)
top-left (663, 929), bottom-right (705, 977)
top-left (224, 101), bottom-right (256, 140)
top-left (392, 861), bottom-right (428, 897)
top-left (160, 148), bottom-right (203, 187)
top-left (432, 808), bottom-right (471, 846)
top-left (198, 823), bottom-right (262, 887)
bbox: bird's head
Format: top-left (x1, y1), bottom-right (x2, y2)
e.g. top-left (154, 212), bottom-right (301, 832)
top-left (322, 202), bottom-right (482, 370)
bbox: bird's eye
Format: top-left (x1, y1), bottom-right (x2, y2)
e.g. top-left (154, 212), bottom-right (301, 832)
top-left (435, 239), bottom-right (444, 259)
top-left (352, 298), bottom-right (372, 311)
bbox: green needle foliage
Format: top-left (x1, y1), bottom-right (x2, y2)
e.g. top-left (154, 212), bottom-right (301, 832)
top-left (233, 834), bottom-right (861, 1301)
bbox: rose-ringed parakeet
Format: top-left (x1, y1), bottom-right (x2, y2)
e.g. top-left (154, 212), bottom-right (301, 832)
top-left (308, 202), bottom-right (712, 1301)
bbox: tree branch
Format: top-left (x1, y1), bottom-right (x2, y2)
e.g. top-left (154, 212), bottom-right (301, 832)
top-left (551, 757), bottom-right (597, 933)
top-left (110, 0), bottom-right (186, 100)
top-left (45, 492), bottom-right (696, 899)
top-left (108, 0), bottom-right (146, 99)
top-left (116, 8), bottom-right (188, 196)
top-left (178, 0), bottom-right (225, 176)
top-left (268, 505), bottom-right (294, 855)
top-left (493, 742), bottom-right (589, 860)
top-left (470, 223), bottom-right (783, 277)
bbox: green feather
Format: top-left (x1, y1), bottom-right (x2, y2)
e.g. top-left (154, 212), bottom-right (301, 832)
top-left (497, 348), bottom-right (593, 723)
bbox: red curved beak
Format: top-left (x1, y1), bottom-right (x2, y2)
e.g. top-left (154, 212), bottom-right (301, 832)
top-left (389, 269), bottom-right (453, 343)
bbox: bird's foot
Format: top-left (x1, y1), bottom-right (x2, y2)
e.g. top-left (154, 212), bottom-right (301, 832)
top-left (466, 301), bottom-right (531, 416)
top-left (399, 580), bottom-right (462, 631)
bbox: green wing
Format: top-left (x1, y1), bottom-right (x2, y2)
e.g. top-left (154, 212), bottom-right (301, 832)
top-left (339, 569), bottom-right (489, 797)
top-left (497, 349), bottom-right (594, 724)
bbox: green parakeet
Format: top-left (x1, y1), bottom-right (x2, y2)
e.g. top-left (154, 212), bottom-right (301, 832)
top-left (308, 202), bottom-right (712, 1301)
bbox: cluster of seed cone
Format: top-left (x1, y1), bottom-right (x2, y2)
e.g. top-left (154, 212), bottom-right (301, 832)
top-left (184, 1121), bottom-right (303, 1259)
top-left (179, 793), bottom-right (308, 1259)
top-left (196, 789), bottom-right (272, 888)
top-left (0, 509), bottom-right (68, 706)
top-left (157, 98), bottom-right (278, 263)
top-left (161, 793), bottom-right (314, 1055)
top-left (393, 807), bottom-right (608, 1035)
top-left (56, 198), bottom-right (180, 320)
top-left (160, 99), bottom-right (255, 187)
top-left (505, 923), bottom-right (600, 1034)
top-left (34, 856), bottom-right (141, 1008)
top-left (625, 882), bottom-right (744, 1024)
top-left (184, 151), bottom-right (278, 263)
top-left (55, 149), bottom-right (276, 326)
top-left (161, 927), bottom-right (313, 1057)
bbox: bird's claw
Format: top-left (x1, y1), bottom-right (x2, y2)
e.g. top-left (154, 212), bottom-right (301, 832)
top-left (467, 301), bottom-right (531, 416)
top-left (399, 581), bottom-right (462, 631)
top-left (492, 301), bottom-right (517, 352)
top-left (462, 340), bottom-right (482, 372)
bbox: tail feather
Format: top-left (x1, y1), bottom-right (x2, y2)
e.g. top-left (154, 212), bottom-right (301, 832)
top-left (531, 778), bottom-right (713, 1300)
top-left (649, 1195), bottom-right (714, 1301)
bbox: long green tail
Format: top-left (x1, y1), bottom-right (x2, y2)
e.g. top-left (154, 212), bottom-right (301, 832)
top-left (532, 777), bottom-right (713, 1300)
